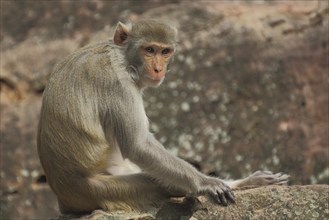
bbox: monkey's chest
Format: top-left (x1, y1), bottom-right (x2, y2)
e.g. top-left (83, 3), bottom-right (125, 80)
top-left (106, 145), bottom-right (141, 175)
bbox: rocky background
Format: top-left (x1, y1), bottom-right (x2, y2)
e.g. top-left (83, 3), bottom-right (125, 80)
top-left (1, 0), bottom-right (328, 219)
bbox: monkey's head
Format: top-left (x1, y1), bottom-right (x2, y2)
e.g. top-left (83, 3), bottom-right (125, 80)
top-left (113, 20), bottom-right (177, 88)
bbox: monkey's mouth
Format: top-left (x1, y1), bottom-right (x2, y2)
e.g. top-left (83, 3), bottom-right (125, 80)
top-left (145, 75), bottom-right (165, 87)
top-left (146, 75), bottom-right (165, 83)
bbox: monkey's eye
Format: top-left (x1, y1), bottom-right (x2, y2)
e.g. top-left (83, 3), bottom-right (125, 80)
top-left (145, 47), bottom-right (155, 54)
top-left (162, 48), bottom-right (171, 55)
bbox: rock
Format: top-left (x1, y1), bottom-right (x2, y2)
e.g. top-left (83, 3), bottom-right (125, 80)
top-left (59, 185), bottom-right (329, 220)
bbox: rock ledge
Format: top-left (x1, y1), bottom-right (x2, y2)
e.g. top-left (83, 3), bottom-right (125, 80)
top-left (60, 185), bottom-right (329, 220)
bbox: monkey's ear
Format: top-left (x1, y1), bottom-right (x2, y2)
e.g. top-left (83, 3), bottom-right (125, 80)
top-left (113, 22), bottom-right (131, 46)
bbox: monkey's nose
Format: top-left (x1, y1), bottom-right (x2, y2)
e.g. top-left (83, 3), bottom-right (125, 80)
top-left (154, 67), bottom-right (163, 73)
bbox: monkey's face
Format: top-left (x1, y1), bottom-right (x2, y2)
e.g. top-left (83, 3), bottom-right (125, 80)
top-left (113, 20), bottom-right (177, 88)
top-left (138, 42), bottom-right (175, 87)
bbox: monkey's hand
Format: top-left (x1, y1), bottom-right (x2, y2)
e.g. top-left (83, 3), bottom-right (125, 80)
top-left (239, 170), bottom-right (290, 188)
top-left (198, 176), bottom-right (235, 206)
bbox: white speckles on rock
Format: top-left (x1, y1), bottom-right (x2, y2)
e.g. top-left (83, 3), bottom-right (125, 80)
top-left (209, 113), bottom-right (217, 120)
top-left (197, 49), bottom-right (205, 57)
top-left (150, 123), bottom-right (159, 133)
top-left (168, 118), bottom-right (178, 127)
top-left (195, 142), bottom-right (205, 150)
top-left (245, 163), bottom-right (251, 171)
top-left (312, 212), bottom-right (320, 218)
top-left (192, 95), bottom-right (200, 103)
top-left (172, 90), bottom-right (179, 97)
top-left (273, 154), bottom-right (280, 165)
top-left (272, 148), bottom-right (279, 165)
top-left (317, 167), bottom-right (329, 182)
top-left (192, 127), bottom-right (201, 135)
top-left (149, 96), bottom-right (156, 103)
top-left (205, 60), bottom-right (213, 67)
top-left (294, 208), bottom-right (304, 216)
top-left (208, 144), bottom-right (215, 152)
top-left (156, 102), bottom-right (164, 109)
top-left (203, 127), bottom-right (214, 136)
top-left (178, 133), bottom-right (193, 150)
top-left (185, 56), bottom-right (193, 65)
top-left (168, 81), bottom-right (178, 89)
top-left (181, 102), bottom-right (190, 112)
top-left (168, 147), bottom-right (178, 156)
top-left (31, 170), bottom-right (39, 178)
top-left (186, 150), bottom-right (195, 158)
top-left (195, 155), bottom-right (202, 161)
top-left (185, 56), bottom-right (196, 70)
top-left (169, 103), bottom-right (179, 113)
top-left (235, 154), bottom-right (243, 161)
top-left (215, 161), bottom-right (222, 170)
top-left (187, 81), bottom-right (202, 91)
top-left (25, 200), bottom-right (32, 206)
top-left (225, 56), bottom-right (233, 63)
top-left (220, 103), bottom-right (227, 112)
top-left (177, 54), bottom-right (184, 62)
top-left (252, 105), bottom-right (259, 112)
top-left (209, 94), bottom-right (219, 102)
top-left (221, 135), bottom-right (231, 144)
top-left (219, 115), bottom-right (229, 126)
top-left (159, 136), bottom-right (167, 144)
top-left (20, 169), bottom-right (29, 177)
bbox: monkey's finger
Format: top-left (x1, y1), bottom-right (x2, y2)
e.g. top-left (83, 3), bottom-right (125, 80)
top-left (264, 173), bottom-right (281, 181)
top-left (278, 174), bottom-right (290, 180)
top-left (274, 172), bottom-right (283, 177)
top-left (225, 191), bottom-right (235, 203)
top-left (266, 173), bottom-right (289, 185)
top-left (217, 191), bottom-right (228, 206)
top-left (275, 172), bottom-right (290, 179)
top-left (210, 191), bottom-right (221, 204)
top-left (272, 173), bottom-right (289, 181)
top-left (276, 174), bottom-right (289, 184)
top-left (277, 180), bottom-right (289, 185)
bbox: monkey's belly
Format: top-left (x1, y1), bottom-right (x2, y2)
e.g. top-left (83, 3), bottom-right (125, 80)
top-left (106, 145), bottom-right (141, 175)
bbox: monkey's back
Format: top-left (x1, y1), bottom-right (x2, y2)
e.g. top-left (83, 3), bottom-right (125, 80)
top-left (37, 40), bottom-right (132, 183)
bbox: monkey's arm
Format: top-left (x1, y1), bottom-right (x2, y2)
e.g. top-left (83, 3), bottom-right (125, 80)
top-left (104, 85), bottom-right (234, 205)
top-left (131, 132), bottom-right (235, 204)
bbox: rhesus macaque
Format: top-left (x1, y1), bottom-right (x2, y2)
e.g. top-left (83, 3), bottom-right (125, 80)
top-left (37, 20), bottom-right (289, 214)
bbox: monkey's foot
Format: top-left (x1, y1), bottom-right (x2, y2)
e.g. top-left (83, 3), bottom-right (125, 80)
top-left (239, 170), bottom-right (290, 188)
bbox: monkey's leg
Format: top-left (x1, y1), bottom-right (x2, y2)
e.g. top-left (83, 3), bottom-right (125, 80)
top-left (58, 173), bottom-right (174, 214)
top-left (224, 171), bottom-right (289, 189)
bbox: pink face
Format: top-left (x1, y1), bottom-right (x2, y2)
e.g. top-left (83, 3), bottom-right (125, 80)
top-left (139, 43), bottom-right (175, 86)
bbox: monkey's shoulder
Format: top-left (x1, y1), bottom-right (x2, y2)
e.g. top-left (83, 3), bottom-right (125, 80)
top-left (53, 40), bottom-right (124, 75)
top-left (78, 40), bottom-right (113, 55)
top-left (73, 40), bottom-right (119, 61)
